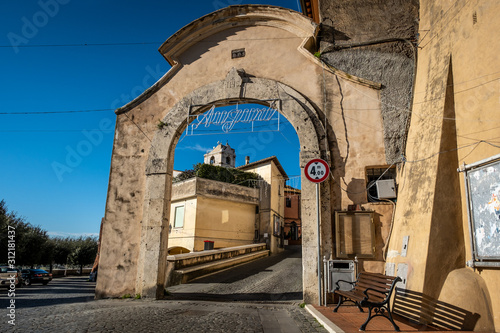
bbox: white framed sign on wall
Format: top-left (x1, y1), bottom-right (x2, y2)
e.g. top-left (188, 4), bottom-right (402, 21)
top-left (459, 153), bottom-right (500, 268)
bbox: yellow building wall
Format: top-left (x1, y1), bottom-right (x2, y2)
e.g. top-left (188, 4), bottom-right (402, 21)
top-left (168, 198), bottom-right (197, 251)
top-left (193, 196), bottom-right (256, 251)
top-left (241, 160), bottom-right (286, 253)
top-left (387, 0), bottom-right (500, 330)
top-left (270, 162), bottom-right (286, 253)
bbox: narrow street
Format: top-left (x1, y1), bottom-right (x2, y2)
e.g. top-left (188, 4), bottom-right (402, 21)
top-left (166, 245), bottom-right (303, 302)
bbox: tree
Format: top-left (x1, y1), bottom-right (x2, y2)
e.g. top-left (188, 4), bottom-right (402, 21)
top-left (51, 237), bottom-right (74, 266)
top-left (69, 236), bottom-right (98, 274)
top-left (0, 200), bottom-right (46, 267)
top-left (17, 225), bottom-right (49, 268)
top-left (1, 199), bottom-right (99, 271)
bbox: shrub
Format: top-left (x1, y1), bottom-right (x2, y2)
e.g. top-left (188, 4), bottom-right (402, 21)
top-left (172, 163), bottom-right (260, 188)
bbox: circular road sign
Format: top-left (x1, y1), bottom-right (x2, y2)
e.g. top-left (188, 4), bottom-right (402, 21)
top-left (304, 159), bottom-right (330, 183)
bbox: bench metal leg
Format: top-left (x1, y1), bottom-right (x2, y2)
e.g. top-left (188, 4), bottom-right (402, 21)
top-left (356, 301), bottom-right (364, 312)
top-left (359, 305), bottom-right (400, 332)
top-left (387, 307), bottom-right (400, 331)
top-left (333, 295), bottom-right (343, 312)
top-left (359, 306), bottom-right (372, 331)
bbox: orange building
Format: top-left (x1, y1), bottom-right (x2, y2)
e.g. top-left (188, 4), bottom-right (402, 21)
top-left (284, 186), bottom-right (301, 245)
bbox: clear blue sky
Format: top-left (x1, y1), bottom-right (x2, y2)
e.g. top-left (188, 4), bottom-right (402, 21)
top-left (0, 0), bottom-right (302, 238)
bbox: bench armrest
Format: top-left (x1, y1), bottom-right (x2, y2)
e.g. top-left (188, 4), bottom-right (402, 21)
top-left (362, 287), bottom-right (387, 303)
top-left (335, 279), bottom-right (356, 291)
top-left (362, 276), bottom-right (402, 304)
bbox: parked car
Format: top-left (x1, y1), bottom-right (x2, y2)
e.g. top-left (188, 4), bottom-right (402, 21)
top-left (0, 266), bottom-right (21, 288)
top-left (12, 268), bottom-right (24, 287)
top-left (21, 269), bottom-right (52, 286)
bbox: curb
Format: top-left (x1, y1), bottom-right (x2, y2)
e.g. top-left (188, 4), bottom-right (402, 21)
top-left (305, 304), bottom-right (345, 333)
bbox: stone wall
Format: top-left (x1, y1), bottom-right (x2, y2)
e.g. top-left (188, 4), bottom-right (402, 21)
top-left (318, 0), bottom-right (419, 164)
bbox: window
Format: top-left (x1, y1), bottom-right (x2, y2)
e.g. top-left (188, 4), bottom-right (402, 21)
top-left (226, 156), bottom-right (231, 165)
top-left (210, 156), bottom-right (215, 164)
top-left (366, 165), bottom-right (397, 202)
top-left (335, 211), bottom-right (375, 258)
top-left (286, 197), bottom-right (292, 208)
top-left (174, 206), bottom-right (185, 228)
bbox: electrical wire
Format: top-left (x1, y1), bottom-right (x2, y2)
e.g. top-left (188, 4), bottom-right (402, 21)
top-left (331, 162), bottom-right (397, 195)
top-left (330, 139), bottom-right (500, 196)
top-left (0, 129), bottom-right (113, 133)
top-left (1, 66), bottom-right (498, 120)
top-left (419, 0), bottom-right (473, 49)
top-left (0, 37), bottom-right (309, 49)
top-left (124, 112), bottom-right (151, 142)
top-left (320, 60), bottom-right (500, 124)
top-left (0, 109), bottom-right (114, 115)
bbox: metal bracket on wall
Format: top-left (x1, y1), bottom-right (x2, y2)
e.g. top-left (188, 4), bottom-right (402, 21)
top-left (401, 235), bottom-right (409, 257)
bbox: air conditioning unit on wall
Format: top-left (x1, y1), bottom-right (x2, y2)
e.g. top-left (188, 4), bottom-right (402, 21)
top-left (375, 179), bottom-right (397, 199)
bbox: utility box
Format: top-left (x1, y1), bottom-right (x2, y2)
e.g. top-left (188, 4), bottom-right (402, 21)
top-left (375, 179), bottom-right (397, 199)
top-left (327, 260), bottom-right (356, 292)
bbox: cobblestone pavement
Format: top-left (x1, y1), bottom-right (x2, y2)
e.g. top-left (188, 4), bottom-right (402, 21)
top-left (166, 245), bottom-right (303, 302)
top-left (1, 247), bottom-right (327, 332)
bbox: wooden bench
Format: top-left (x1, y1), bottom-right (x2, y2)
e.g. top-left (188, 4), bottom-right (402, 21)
top-left (334, 272), bottom-right (402, 331)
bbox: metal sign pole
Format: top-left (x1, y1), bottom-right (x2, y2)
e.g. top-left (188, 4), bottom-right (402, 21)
top-left (316, 182), bottom-right (322, 306)
top-left (304, 158), bottom-right (329, 307)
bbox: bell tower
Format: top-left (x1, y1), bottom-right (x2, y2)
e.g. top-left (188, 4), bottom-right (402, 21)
top-left (203, 141), bottom-right (236, 168)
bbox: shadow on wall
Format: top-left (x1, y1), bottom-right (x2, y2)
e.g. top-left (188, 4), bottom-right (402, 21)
top-left (393, 288), bottom-right (480, 331)
top-left (345, 177), bottom-right (366, 204)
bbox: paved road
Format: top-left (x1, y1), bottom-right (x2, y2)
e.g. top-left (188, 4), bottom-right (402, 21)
top-left (0, 247), bottom-right (327, 332)
top-left (167, 245), bottom-right (303, 302)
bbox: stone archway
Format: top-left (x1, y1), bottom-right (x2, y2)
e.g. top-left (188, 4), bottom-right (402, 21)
top-left (96, 5), bottom-right (387, 305)
top-left (136, 69), bottom-right (332, 301)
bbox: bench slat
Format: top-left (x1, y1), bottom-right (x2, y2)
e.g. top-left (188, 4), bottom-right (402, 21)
top-left (361, 274), bottom-right (397, 284)
top-left (356, 281), bottom-right (390, 294)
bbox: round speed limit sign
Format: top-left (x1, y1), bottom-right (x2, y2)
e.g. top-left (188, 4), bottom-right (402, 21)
top-left (304, 158), bottom-right (330, 183)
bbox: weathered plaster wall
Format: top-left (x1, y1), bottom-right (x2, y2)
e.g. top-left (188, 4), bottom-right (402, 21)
top-left (97, 5), bottom-right (387, 303)
top-left (318, 0), bottom-right (419, 164)
top-left (194, 196), bottom-right (256, 251)
top-left (318, 0), bottom-right (419, 49)
top-left (387, 0), bottom-right (500, 330)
